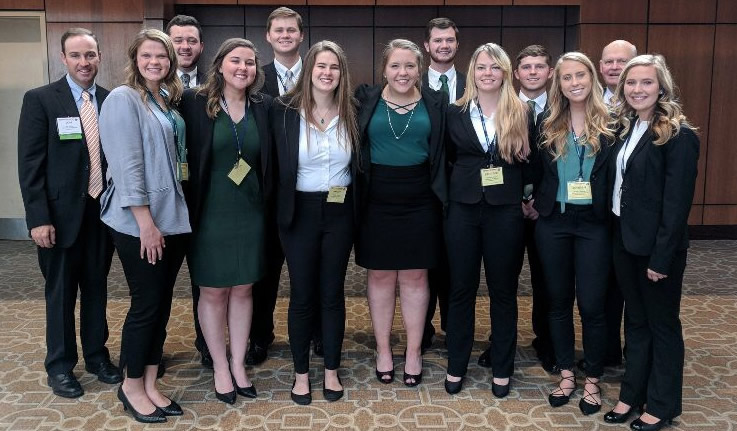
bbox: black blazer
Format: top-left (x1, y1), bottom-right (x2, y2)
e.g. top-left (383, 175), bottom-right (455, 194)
top-left (354, 84), bottom-right (448, 210)
top-left (18, 77), bottom-right (109, 248)
top-left (445, 103), bottom-right (533, 205)
top-left (268, 98), bottom-right (360, 230)
top-left (262, 62), bottom-right (281, 98)
top-left (608, 123), bottom-right (699, 274)
top-left (421, 69), bottom-right (466, 102)
top-left (178, 89), bottom-right (274, 231)
top-left (535, 133), bottom-right (614, 221)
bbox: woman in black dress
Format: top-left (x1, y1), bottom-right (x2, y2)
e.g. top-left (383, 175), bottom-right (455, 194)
top-left (354, 39), bottom-right (447, 387)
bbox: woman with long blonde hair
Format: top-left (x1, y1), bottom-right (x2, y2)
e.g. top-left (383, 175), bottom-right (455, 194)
top-left (535, 51), bottom-right (615, 416)
top-left (443, 43), bottom-right (530, 397)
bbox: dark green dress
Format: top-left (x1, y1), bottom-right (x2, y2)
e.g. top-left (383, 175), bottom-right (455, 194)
top-left (189, 110), bottom-right (265, 287)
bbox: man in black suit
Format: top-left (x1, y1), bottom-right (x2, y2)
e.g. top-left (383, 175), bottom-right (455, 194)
top-left (18, 28), bottom-right (121, 398)
top-left (166, 15), bottom-right (205, 89)
top-left (420, 17), bottom-right (465, 353)
top-left (247, 6), bottom-right (309, 366)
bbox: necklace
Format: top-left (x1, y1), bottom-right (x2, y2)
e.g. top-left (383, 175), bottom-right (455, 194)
top-left (384, 98), bottom-right (419, 140)
top-left (314, 105), bottom-right (333, 125)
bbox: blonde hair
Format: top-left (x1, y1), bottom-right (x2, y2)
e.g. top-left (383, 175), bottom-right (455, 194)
top-left (456, 43), bottom-right (530, 163)
top-left (124, 28), bottom-right (182, 106)
top-left (542, 52), bottom-right (614, 159)
top-left (279, 40), bottom-right (359, 154)
top-left (198, 38), bottom-right (265, 119)
top-left (381, 39), bottom-right (424, 89)
top-left (614, 54), bottom-right (697, 145)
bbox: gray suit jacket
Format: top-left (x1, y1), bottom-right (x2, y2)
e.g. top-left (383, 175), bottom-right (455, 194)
top-left (98, 85), bottom-right (191, 237)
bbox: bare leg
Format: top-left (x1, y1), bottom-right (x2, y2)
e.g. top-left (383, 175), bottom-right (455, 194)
top-left (199, 286), bottom-right (233, 394)
top-left (367, 269), bottom-right (398, 379)
top-left (324, 368), bottom-right (342, 391)
top-left (143, 364), bottom-right (170, 407)
top-left (398, 269), bottom-right (428, 384)
top-left (227, 284), bottom-right (253, 388)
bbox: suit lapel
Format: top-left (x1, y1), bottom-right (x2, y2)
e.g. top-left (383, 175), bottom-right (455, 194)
top-left (461, 109), bottom-right (486, 154)
top-left (422, 87), bottom-right (443, 162)
top-left (54, 78), bottom-right (82, 119)
top-left (284, 107), bottom-right (301, 185)
top-left (624, 127), bottom-right (653, 174)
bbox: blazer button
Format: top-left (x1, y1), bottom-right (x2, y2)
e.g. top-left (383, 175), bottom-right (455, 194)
top-left (591, 174), bottom-right (597, 180)
top-left (84, 165), bottom-right (89, 171)
top-left (81, 192), bottom-right (86, 198)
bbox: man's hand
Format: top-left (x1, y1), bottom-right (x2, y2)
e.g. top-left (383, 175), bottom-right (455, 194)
top-left (30, 224), bottom-right (56, 248)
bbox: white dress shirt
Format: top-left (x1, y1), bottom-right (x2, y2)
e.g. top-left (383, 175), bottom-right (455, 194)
top-left (274, 58), bottom-right (303, 96)
top-left (603, 88), bottom-right (615, 106)
top-left (469, 100), bottom-right (496, 152)
top-left (177, 68), bottom-right (199, 88)
top-left (427, 65), bottom-right (458, 103)
top-left (296, 112), bottom-right (352, 192)
top-left (519, 91), bottom-right (547, 117)
top-left (612, 120), bottom-right (649, 216)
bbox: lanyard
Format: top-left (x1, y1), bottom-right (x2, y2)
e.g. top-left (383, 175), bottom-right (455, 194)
top-left (571, 129), bottom-right (586, 181)
top-left (147, 89), bottom-right (186, 164)
top-left (221, 97), bottom-right (249, 162)
top-left (476, 100), bottom-right (498, 167)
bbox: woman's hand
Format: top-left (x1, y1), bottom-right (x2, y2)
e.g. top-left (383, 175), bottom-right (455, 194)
top-left (521, 199), bottom-right (539, 220)
top-left (130, 206), bottom-right (165, 264)
top-left (646, 268), bottom-right (667, 282)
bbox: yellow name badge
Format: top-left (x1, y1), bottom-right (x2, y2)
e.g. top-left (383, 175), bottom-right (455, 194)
top-left (227, 158), bottom-right (251, 185)
top-left (567, 180), bottom-right (592, 200)
top-left (178, 162), bottom-right (190, 182)
top-left (481, 167), bottom-right (504, 186)
top-left (326, 186), bottom-right (347, 203)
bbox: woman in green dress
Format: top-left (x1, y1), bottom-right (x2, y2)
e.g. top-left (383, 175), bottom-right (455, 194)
top-left (179, 38), bottom-right (273, 405)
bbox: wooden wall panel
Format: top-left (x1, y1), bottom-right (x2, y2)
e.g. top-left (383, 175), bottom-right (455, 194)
top-left (239, 0), bottom-right (303, 4)
top-left (310, 27), bottom-right (374, 87)
top-left (514, 0), bottom-right (579, 4)
top-left (375, 6), bottom-right (436, 26)
top-left (46, 22), bottom-right (143, 90)
top-left (717, 0), bottom-right (737, 23)
top-left (439, 6), bottom-right (502, 27)
top-left (176, 5), bottom-right (243, 26)
top-left (45, 0), bottom-right (144, 22)
top-left (705, 25), bottom-right (737, 205)
top-left (376, 0), bottom-right (442, 5)
top-left (503, 6), bottom-right (565, 27)
top-left (0, 0), bottom-right (44, 9)
top-left (453, 26), bottom-right (503, 72)
top-left (309, 0), bottom-right (373, 4)
top-left (703, 206), bottom-right (737, 225)
top-left (577, 24), bottom-right (646, 62)
top-left (578, 0), bottom-right (647, 24)
top-left (445, 0), bottom-right (510, 5)
top-left (310, 6), bottom-right (373, 26)
top-left (501, 27), bottom-right (564, 64)
top-left (197, 26), bottom-right (246, 70)
top-left (175, 0), bottom-right (236, 3)
top-left (648, 0), bottom-right (717, 24)
top-left (649, 25), bottom-right (714, 205)
top-left (689, 205), bottom-right (703, 226)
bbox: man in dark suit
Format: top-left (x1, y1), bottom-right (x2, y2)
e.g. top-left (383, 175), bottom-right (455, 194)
top-left (420, 17), bottom-right (466, 353)
top-left (18, 28), bottom-right (121, 398)
top-left (166, 15), bottom-right (205, 89)
top-left (166, 13), bottom-right (212, 371)
top-left (247, 6), bottom-right (310, 366)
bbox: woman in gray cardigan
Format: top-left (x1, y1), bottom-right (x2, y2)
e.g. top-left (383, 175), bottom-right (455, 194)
top-left (99, 29), bottom-right (190, 424)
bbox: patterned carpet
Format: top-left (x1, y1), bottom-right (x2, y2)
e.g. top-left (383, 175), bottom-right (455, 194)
top-left (0, 239), bottom-right (735, 430)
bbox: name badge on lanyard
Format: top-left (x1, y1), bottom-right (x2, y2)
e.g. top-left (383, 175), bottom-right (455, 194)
top-left (327, 186), bottom-right (347, 203)
top-left (228, 158), bottom-right (251, 185)
top-left (57, 117), bottom-right (82, 140)
top-left (568, 131), bottom-right (591, 199)
top-left (481, 167), bottom-right (504, 186)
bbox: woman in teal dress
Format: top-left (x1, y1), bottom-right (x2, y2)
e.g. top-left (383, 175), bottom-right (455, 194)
top-left (179, 38), bottom-right (273, 405)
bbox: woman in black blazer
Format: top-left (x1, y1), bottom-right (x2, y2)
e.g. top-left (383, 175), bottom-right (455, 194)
top-left (354, 39), bottom-right (447, 387)
top-left (443, 43), bottom-right (530, 397)
top-left (535, 52), bottom-right (615, 415)
top-left (179, 38), bottom-right (272, 405)
top-left (270, 41), bottom-right (359, 405)
top-left (603, 55), bottom-right (699, 431)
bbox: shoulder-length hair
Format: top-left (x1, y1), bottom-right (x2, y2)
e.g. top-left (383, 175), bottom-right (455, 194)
top-left (456, 43), bottom-right (530, 163)
top-left (198, 38), bottom-right (265, 119)
top-left (380, 39), bottom-right (424, 90)
top-left (280, 40), bottom-right (359, 154)
top-left (542, 52), bottom-right (614, 159)
top-left (124, 28), bottom-right (182, 106)
top-left (614, 54), bottom-right (697, 145)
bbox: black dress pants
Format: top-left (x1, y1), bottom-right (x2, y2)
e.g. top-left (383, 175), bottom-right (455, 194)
top-left (249, 214), bottom-right (285, 348)
top-left (111, 230), bottom-right (187, 379)
top-left (424, 249), bottom-right (450, 340)
top-left (39, 196), bottom-right (114, 375)
top-left (280, 191), bottom-right (354, 374)
top-left (535, 205), bottom-right (610, 377)
top-left (524, 217), bottom-right (553, 358)
top-left (445, 202), bottom-right (524, 378)
top-left (613, 220), bottom-right (685, 420)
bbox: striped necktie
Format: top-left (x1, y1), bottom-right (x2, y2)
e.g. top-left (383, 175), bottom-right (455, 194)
top-left (80, 91), bottom-right (103, 198)
top-left (181, 73), bottom-right (190, 89)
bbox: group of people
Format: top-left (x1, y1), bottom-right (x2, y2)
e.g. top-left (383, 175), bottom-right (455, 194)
top-left (18, 7), bottom-right (699, 431)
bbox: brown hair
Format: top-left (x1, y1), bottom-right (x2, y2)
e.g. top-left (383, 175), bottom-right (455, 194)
top-left (266, 7), bottom-right (303, 32)
top-left (124, 28), bottom-right (183, 106)
top-left (425, 17), bottom-right (459, 41)
top-left (380, 39), bottom-right (424, 89)
top-left (61, 27), bottom-right (99, 54)
top-left (165, 15), bottom-right (203, 41)
top-left (515, 44), bottom-right (551, 68)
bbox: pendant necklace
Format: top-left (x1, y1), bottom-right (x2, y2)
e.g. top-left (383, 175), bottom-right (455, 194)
top-left (384, 97), bottom-right (419, 140)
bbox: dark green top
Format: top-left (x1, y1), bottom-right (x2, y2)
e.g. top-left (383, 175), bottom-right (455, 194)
top-left (368, 98), bottom-right (431, 166)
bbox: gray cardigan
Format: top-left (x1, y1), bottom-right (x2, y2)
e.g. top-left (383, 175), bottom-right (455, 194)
top-left (99, 85), bottom-right (191, 237)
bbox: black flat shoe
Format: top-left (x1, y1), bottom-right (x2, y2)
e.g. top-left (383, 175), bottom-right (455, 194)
top-left (605, 407), bottom-right (636, 424)
top-left (491, 380), bottom-right (510, 398)
top-left (291, 379), bottom-right (312, 405)
top-left (579, 377), bottom-right (601, 415)
top-left (158, 397), bottom-right (183, 416)
top-left (477, 347), bottom-right (492, 368)
top-left (444, 377), bottom-right (464, 395)
top-left (85, 359), bottom-right (123, 384)
top-left (117, 386), bottom-right (166, 423)
top-left (47, 372), bottom-right (83, 398)
top-left (630, 416), bottom-right (673, 431)
top-left (548, 374), bottom-right (576, 407)
top-left (215, 389), bottom-right (236, 405)
top-left (323, 375), bottom-right (344, 402)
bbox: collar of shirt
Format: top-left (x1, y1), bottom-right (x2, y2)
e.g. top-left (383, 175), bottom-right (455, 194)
top-left (178, 68), bottom-right (198, 86)
top-left (427, 65), bottom-right (457, 102)
top-left (518, 91), bottom-right (547, 116)
top-left (274, 57), bottom-right (303, 80)
top-left (66, 74), bottom-right (97, 112)
top-left (469, 100), bottom-right (496, 152)
top-left (603, 88), bottom-right (615, 106)
top-left (612, 119), bottom-right (649, 215)
top-left (296, 109), bottom-right (351, 192)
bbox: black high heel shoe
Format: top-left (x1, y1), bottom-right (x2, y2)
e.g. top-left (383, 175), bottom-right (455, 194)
top-left (578, 377), bottom-right (601, 415)
top-left (322, 375), bottom-right (344, 402)
top-left (403, 350), bottom-right (423, 387)
top-left (630, 416), bottom-right (673, 431)
top-left (215, 388), bottom-right (236, 405)
top-left (158, 397), bottom-right (183, 416)
top-left (233, 378), bottom-right (257, 399)
top-left (548, 373), bottom-right (576, 407)
top-left (117, 385), bottom-right (166, 423)
top-left (444, 376), bottom-right (464, 394)
top-left (290, 379), bottom-right (312, 405)
top-left (375, 351), bottom-right (394, 384)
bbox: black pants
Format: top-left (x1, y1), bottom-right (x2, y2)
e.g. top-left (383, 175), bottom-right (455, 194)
top-left (249, 213), bottom-right (285, 348)
top-left (536, 205), bottom-right (610, 377)
top-left (524, 217), bottom-right (553, 358)
top-left (424, 249), bottom-right (450, 341)
top-left (604, 268), bottom-right (624, 363)
top-left (280, 191), bottom-right (354, 374)
top-left (613, 220), bottom-right (685, 419)
top-left (111, 230), bottom-right (187, 378)
top-left (38, 196), bottom-right (114, 375)
top-left (445, 202), bottom-right (524, 378)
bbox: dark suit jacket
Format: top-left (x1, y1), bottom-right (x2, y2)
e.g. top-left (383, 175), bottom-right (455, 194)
top-left (18, 77), bottom-right (109, 248)
top-left (354, 84), bottom-right (448, 210)
top-left (445, 103), bottom-right (533, 205)
top-left (535, 133), bottom-right (614, 221)
top-left (422, 69), bottom-right (466, 102)
top-left (178, 89), bottom-right (273, 231)
top-left (608, 123), bottom-right (699, 274)
top-left (268, 98), bottom-right (360, 229)
top-left (262, 62), bottom-right (281, 99)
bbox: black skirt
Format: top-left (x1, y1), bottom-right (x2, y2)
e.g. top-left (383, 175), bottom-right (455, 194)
top-left (356, 163), bottom-right (442, 270)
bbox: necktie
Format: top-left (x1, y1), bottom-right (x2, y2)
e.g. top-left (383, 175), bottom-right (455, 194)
top-left (439, 74), bottom-right (450, 103)
top-left (80, 91), bottom-right (103, 198)
top-left (527, 100), bottom-right (537, 125)
top-left (284, 70), bottom-right (295, 93)
top-left (181, 73), bottom-right (190, 89)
